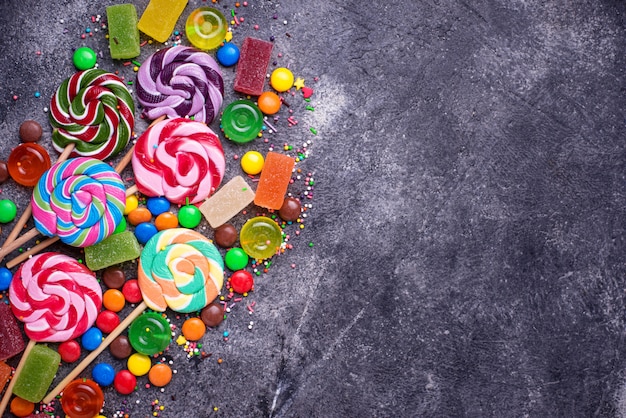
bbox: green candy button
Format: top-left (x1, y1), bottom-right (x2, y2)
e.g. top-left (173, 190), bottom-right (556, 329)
top-left (73, 46), bottom-right (97, 70)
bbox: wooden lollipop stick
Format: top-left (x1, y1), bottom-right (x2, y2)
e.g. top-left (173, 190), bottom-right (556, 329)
top-left (42, 301), bottom-right (147, 404)
top-left (0, 340), bottom-right (36, 416)
top-left (0, 228), bottom-right (41, 261)
top-left (6, 237), bottom-right (59, 270)
top-left (0, 144), bottom-right (75, 264)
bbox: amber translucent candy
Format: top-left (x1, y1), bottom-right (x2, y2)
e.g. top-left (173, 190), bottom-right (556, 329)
top-left (61, 379), bottom-right (104, 418)
top-left (7, 143), bottom-right (51, 187)
top-left (253, 152), bottom-right (295, 210)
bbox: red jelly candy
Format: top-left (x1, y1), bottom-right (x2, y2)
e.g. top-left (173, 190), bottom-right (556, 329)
top-left (0, 303), bottom-right (25, 361)
top-left (233, 37), bottom-right (273, 96)
top-left (7, 143), bottom-right (51, 187)
top-left (61, 378), bottom-right (104, 418)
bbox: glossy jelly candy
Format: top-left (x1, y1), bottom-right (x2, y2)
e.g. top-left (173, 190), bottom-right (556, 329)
top-left (7, 143), bottom-right (51, 187)
top-left (138, 0), bottom-right (188, 43)
top-left (13, 344), bottom-right (61, 402)
top-left (60, 378), bottom-right (104, 418)
top-left (185, 7), bottom-right (227, 50)
top-left (253, 152), bottom-right (294, 210)
top-left (234, 37), bottom-right (274, 96)
top-left (106, 4), bottom-right (140, 59)
top-left (128, 312), bottom-right (171, 355)
top-left (199, 176), bottom-right (255, 228)
top-left (221, 100), bottom-right (264, 143)
top-left (84, 230), bottom-right (141, 271)
top-left (0, 303), bottom-right (26, 361)
top-left (0, 362), bottom-right (11, 393)
top-left (239, 216), bottom-right (283, 260)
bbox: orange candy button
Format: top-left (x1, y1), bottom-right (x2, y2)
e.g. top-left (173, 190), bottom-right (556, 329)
top-left (181, 317), bottom-right (206, 341)
top-left (155, 211), bottom-right (178, 231)
top-left (127, 207), bottom-right (152, 225)
top-left (10, 396), bottom-right (34, 417)
top-left (103, 289), bottom-right (126, 312)
top-left (257, 91), bottom-right (281, 115)
top-left (148, 363), bottom-right (173, 387)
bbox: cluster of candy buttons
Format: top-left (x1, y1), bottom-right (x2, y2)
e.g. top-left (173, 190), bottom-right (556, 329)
top-left (124, 195), bottom-right (202, 244)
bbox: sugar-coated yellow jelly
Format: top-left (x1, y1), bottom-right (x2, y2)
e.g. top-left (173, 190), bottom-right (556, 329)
top-left (137, 0), bottom-right (188, 43)
top-left (185, 7), bottom-right (227, 50)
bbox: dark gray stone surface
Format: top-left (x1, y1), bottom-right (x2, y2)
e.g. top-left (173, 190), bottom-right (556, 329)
top-left (0, 0), bottom-right (625, 417)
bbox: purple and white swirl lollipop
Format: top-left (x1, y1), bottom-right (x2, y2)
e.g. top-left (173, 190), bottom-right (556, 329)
top-left (136, 46), bottom-right (224, 124)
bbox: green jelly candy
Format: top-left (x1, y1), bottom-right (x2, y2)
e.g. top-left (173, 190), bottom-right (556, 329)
top-left (85, 230), bottom-right (141, 271)
top-left (106, 4), bottom-right (141, 59)
top-left (128, 312), bottom-right (171, 355)
top-left (13, 344), bottom-right (61, 402)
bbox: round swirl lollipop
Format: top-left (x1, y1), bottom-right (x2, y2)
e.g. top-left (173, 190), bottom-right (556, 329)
top-left (32, 157), bottom-right (125, 247)
top-left (9, 252), bottom-right (103, 342)
top-left (138, 228), bottom-right (224, 313)
top-left (132, 118), bottom-right (225, 204)
top-left (136, 45), bottom-right (224, 123)
top-left (49, 69), bottom-right (135, 160)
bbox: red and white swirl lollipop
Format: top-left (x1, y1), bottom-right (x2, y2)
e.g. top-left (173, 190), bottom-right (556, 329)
top-left (9, 252), bottom-right (102, 342)
top-left (136, 46), bottom-right (224, 124)
top-left (131, 117), bottom-right (226, 204)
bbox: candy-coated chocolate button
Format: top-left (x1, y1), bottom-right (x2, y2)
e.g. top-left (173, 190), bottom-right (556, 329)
top-left (124, 195), bottom-right (139, 215)
top-left (92, 363), bottom-right (115, 387)
top-left (122, 279), bottom-right (142, 304)
top-left (58, 340), bottom-right (82, 363)
top-left (146, 196), bottom-right (170, 216)
top-left (19, 120), bottom-right (43, 143)
top-left (221, 100), bottom-right (263, 143)
top-left (270, 68), bottom-right (294, 92)
top-left (185, 7), bottom-right (227, 50)
top-left (230, 270), bottom-right (254, 294)
top-left (114, 216), bottom-right (127, 234)
top-left (110, 335), bottom-right (132, 359)
top-left (102, 267), bottom-right (126, 289)
top-left (224, 247), bottom-right (249, 271)
top-left (81, 327), bottom-right (103, 351)
top-left (10, 397), bottom-right (34, 417)
top-left (214, 223), bottom-right (238, 248)
top-left (200, 302), bottom-right (224, 327)
top-left (278, 197), bottom-right (301, 222)
top-left (0, 199), bottom-right (17, 223)
top-left (127, 207), bottom-right (152, 226)
top-left (103, 289), bottom-right (126, 312)
top-left (181, 317), bottom-right (206, 341)
top-left (135, 222), bottom-right (158, 245)
top-left (113, 370), bottom-right (136, 395)
top-left (7, 143), bottom-right (51, 187)
top-left (0, 267), bottom-right (13, 291)
top-left (128, 353), bottom-right (151, 376)
top-left (155, 211), bottom-right (178, 230)
top-left (216, 42), bottom-right (240, 66)
top-left (240, 217), bottom-right (283, 260)
top-left (73, 46), bottom-right (97, 70)
top-left (257, 92), bottom-right (281, 115)
top-left (240, 151), bottom-right (264, 175)
top-left (128, 312), bottom-right (171, 355)
top-left (0, 161), bottom-right (8, 183)
top-left (96, 310), bottom-right (121, 334)
top-left (148, 363), bottom-right (173, 387)
top-left (178, 204), bottom-right (202, 229)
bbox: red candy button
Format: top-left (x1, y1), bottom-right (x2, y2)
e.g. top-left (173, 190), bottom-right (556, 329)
top-left (122, 279), bottom-right (142, 304)
top-left (114, 369), bottom-right (137, 395)
top-left (230, 270), bottom-right (254, 294)
top-left (58, 340), bottom-right (82, 363)
top-left (7, 143), bottom-right (51, 186)
top-left (96, 310), bottom-right (121, 334)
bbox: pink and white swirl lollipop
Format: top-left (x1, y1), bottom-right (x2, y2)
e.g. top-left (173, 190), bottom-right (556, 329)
top-left (9, 252), bottom-right (102, 342)
top-left (136, 46), bottom-right (224, 123)
top-left (132, 118), bottom-right (225, 204)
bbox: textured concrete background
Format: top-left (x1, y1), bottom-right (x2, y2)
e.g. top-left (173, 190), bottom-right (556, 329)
top-left (1, 0), bottom-right (626, 417)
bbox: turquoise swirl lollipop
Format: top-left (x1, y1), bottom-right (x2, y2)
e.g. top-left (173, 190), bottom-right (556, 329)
top-left (31, 157), bottom-right (125, 247)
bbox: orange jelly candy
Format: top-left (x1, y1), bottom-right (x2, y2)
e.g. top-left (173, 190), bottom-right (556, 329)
top-left (253, 152), bottom-right (295, 210)
top-left (7, 143), bottom-right (51, 187)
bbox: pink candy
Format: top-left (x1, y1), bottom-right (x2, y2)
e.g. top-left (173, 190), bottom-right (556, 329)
top-left (9, 252), bottom-right (102, 342)
top-left (132, 118), bottom-right (226, 204)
